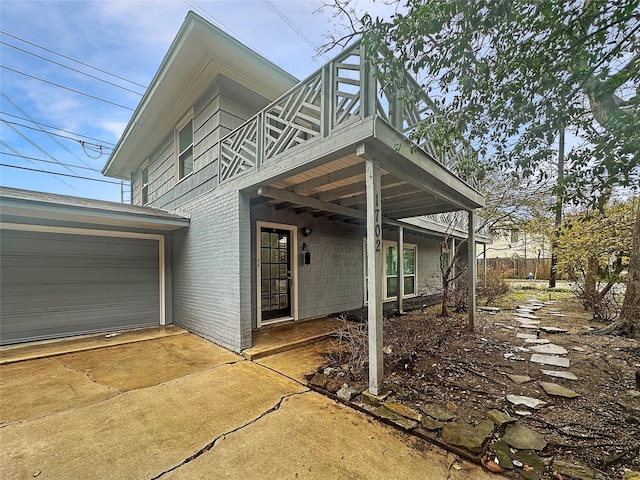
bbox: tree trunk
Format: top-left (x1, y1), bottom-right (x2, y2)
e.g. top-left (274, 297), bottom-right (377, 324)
top-left (619, 202), bottom-right (640, 338)
top-left (584, 255), bottom-right (600, 310)
top-left (597, 202), bottom-right (640, 338)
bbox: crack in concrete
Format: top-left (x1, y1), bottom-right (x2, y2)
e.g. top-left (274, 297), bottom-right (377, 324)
top-left (150, 390), bottom-right (308, 479)
top-left (51, 358), bottom-right (121, 394)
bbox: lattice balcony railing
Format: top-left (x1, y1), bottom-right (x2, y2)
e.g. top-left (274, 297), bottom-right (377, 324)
top-left (219, 39), bottom-right (479, 189)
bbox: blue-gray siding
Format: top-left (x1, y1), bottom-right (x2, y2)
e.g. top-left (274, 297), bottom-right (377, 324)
top-left (0, 230), bottom-right (160, 345)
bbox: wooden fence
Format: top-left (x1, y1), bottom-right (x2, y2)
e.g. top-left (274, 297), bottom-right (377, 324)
top-left (477, 257), bottom-right (562, 280)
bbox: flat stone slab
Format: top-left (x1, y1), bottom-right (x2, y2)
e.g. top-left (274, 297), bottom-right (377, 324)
top-left (477, 306), bottom-right (501, 313)
top-left (419, 403), bottom-right (456, 421)
top-left (518, 324), bottom-right (540, 330)
top-left (516, 333), bottom-right (538, 340)
top-left (539, 326), bottom-right (569, 334)
top-left (516, 308), bottom-right (534, 314)
top-left (525, 338), bottom-right (550, 344)
top-left (486, 409), bottom-right (516, 426)
top-left (370, 406), bottom-right (418, 430)
top-left (516, 318), bottom-right (541, 325)
top-left (515, 312), bottom-right (540, 320)
top-left (530, 343), bottom-right (568, 355)
top-left (541, 370), bottom-right (578, 380)
top-left (530, 354), bottom-right (570, 368)
top-left (512, 450), bottom-right (546, 480)
top-left (506, 395), bottom-right (547, 409)
top-left (489, 440), bottom-right (514, 470)
top-left (382, 402), bottom-right (421, 421)
top-left (552, 460), bottom-right (596, 480)
top-left (441, 420), bottom-right (494, 454)
top-left (507, 374), bottom-right (533, 385)
top-left (503, 424), bottom-right (547, 451)
top-left (420, 416), bottom-right (444, 430)
top-left (547, 312), bottom-right (567, 317)
top-left (540, 382), bottom-right (580, 398)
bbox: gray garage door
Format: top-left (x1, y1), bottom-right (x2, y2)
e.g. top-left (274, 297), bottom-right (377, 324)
top-left (0, 229), bottom-right (160, 345)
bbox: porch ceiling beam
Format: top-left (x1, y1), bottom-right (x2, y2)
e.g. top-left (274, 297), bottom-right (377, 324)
top-left (339, 183), bottom-right (422, 207)
top-left (317, 174), bottom-right (396, 202)
top-left (258, 186), bottom-right (366, 220)
top-left (290, 163), bottom-right (365, 195)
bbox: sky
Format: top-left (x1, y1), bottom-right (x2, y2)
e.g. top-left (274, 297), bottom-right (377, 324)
top-left (0, 0), bottom-right (391, 203)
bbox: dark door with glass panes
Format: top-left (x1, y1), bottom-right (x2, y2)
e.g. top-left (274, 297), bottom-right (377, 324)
top-left (260, 228), bottom-right (291, 321)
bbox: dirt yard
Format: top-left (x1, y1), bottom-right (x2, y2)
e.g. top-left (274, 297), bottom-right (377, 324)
top-left (318, 287), bottom-right (640, 479)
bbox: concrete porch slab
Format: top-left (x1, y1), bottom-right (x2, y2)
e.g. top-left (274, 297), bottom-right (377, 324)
top-left (0, 325), bottom-right (187, 365)
top-left (243, 317), bottom-right (342, 361)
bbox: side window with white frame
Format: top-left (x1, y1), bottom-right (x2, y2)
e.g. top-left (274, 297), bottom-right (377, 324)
top-left (140, 162), bottom-right (149, 206)
top-left (175, 112), bottom-right (193, 180)
top-left (364, 240), bottom-right (418, 301)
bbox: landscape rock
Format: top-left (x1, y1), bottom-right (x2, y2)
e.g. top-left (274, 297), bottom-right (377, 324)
top-left (325, 379), bottom-right (342, 393)
top-left (421, 416), bottom-right (444, 430)
top-left (530, 354), bottom-right (570, 368)
top-left (360, 389), bottom-right (390, 407)
top-left (419, 403), bottom-right (455, 421)
top-left (530, 343), bottom-right (568, 355)
top-left (441, 420), bottom-right (493, 454)
top-left (540, 382), bottom-right (580, 398)
top-left (516, 313), bottom-right (541, 320)
top-left (507, 374), bottom-right (533, 385)
top-left (503, 424), bottom-right (547, 451)
top-left (309, 373), bottom-right (329, 389)
top-left (371, 406), bottom-right (418, 430)
top-left (517, 333), bottom-right (538, 340)
top-left (551, 459), bottom-right (595, 480)
top-left (486, 409), bottom-right (516, 426)
top-left (382, 402), bottom-right (421, 421)
top-left (539, 326), bottom-right (569, 334)
top-left (336, 385), bottom-right (359, 402)
top-left (516, 318), bottom-right (541, 325)
top-left (541, 370), bottom-right (578, 381)
top-left (512, 450), bottom-right (545, 480)
top-left (525, 339), bottom-right (550, 344)
top-left (489, 440), bottom-right (514, 469)
top-left (506, 395), bottom-right (547, 409)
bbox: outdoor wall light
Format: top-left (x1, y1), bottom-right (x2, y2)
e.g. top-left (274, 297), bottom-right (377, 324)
top-left (301, 226), bottom-right (312, 236)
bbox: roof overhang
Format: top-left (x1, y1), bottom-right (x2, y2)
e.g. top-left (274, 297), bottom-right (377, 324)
top-left (0, 188), bottom-right (189, 232)
top-left (102, 11), bottom-right (299, 180)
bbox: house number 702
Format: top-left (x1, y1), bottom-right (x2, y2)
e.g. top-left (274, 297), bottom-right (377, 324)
top-left (375, 194), bottom-right (381, 252)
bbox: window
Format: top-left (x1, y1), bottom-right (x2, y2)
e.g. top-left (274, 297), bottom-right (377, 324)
top-left (140, 163), bottom-right (149, 205)
top-left (364, 240), bottom-right (417, 301)
top-left (176, 114), bottom-right (193, 180)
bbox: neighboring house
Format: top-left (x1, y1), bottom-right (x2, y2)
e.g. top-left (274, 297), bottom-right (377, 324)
top-left (1, 12), bottom-right (488, 364)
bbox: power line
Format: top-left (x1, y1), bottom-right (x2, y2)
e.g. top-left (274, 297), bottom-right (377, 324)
top-left (1, 41), bottom-right (145, 96)
top-left (0, 30), bottom-right (147, 89)
top-left (263, 1), bottom-right (329, 62)
top-left (0, 65), bottom-right (135, 111)
top-left (0, 151), bottom-right (102, 172)
top-left (0, 163), bottom-right (122, 185)
top-left (1, 119), bottom-right (113, 152)
top-left (2, 121), bottom-right (76, 174)
top-left (0, 140), bottom-right (76, 190)
top-left (0, 111), bottom-right (116, 146)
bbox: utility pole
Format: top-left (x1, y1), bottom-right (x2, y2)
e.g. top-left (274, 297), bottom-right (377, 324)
top-left (549, 128), bottom-right (564, 288)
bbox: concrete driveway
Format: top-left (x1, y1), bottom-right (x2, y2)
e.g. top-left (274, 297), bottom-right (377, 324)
top-left (0, 331), bottom-right (495, 479)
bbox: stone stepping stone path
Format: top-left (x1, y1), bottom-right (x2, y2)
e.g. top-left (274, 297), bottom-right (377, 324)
top-left (529, 343), bottom-right (568, 355)
top-left (539, 326), bottom-right (568, 333)
top-left (516, 333), bottom-right (537, 340)
top-left (530, 353), bottom-right (570, 368)
top-left (506, 394), bottom-right (547, 409)
top-left (507, 374), bottom-right (532, 384)
top-left (540, 382), bottom-right (580, 398)
top-left (541, 369), bottom-right (578, 380)
top-left (524, 338), bottom-right (550, 344)
top-left (515, 312), bottom-right (540, 320)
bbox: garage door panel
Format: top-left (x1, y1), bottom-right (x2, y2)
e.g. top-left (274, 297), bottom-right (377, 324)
top-left (0, 230), bottom-right (161, 345)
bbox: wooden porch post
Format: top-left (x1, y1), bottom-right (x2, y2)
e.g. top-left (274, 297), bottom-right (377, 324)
top-left (396, 225), bottom-right (404, 314)
top-left (468, 210), bottom-right (477, 331)
top-left (365, 155), bottom-right (384, 395)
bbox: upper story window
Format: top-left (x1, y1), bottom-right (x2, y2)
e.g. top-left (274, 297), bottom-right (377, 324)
top-left (176, 113), bottom-right (193, 180)
top-left (141, 163), bottom-right (149, 205)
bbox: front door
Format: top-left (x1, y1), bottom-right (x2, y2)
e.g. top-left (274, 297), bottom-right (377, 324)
top-left (260, 227), bottom-right (292, 322)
